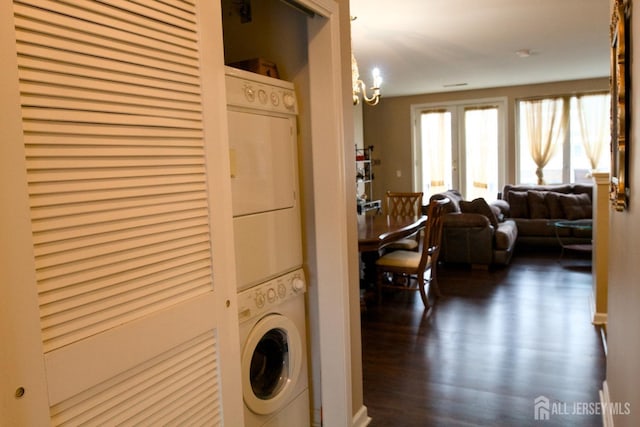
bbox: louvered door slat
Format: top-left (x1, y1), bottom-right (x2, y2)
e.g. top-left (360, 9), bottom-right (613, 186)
top-left (38, 257), bottom-right (211, 307)
top-left (23, 107), bottom-right (201, 129)
top-left (111, 360), bottom-right (217, 425)
top-left (50, 331), bottom-right (220, 425)
top-left (28, 170), bottom-right (206, 195)
top-left (35, 220), bottom-right (210, 269)
top-left (19, 70), bottom-right (200, 106)
top-left (89, 0), bottom-right (197, 32)
top-left (34, 229), bottom-right (210, 280)
top-left (40, 266), bottom-right (211, 322)
top-left (18, 35), bottom-right (197, 80)
top-left (41, 277), bottom-right (212, 350)
top-left (22, 121), bottom-right (204, 138)
top-left (164, 387), bottom-right (222, 426)
top-left (15, 37), bottom-right (197, 79)
top-left (14, 1), bottom-right (198, 51)
top-left (26, 163), bottom-right (204, 183)
top-left (25, 133), bottom-right (203, 148)
top-left (32, 208), bottom-right (206, 245)
top-left (96, 0), bottom-right (197, 26)
top-left (17, 0), bottom-right (197, 46)
top-left (30, 199), bottom-right (208, 230)
top-left (29, 175), bottom-right (206, 200)
top-left (21, 93), bottom-right (203, 121)
top-left (20, 83), bottom-right (201, 114)
top-left (13, 15), bottom-right (197, 67)
top-left (34, 214), bottom-right (208, 257)
top-left (35, 237), bottom-right (211, 285)
top-left (28, 175), bottom-right (206, 204)
top-left (35, 247), bottom-right (211, 301)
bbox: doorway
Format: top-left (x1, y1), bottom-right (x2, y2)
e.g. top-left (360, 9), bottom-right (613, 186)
top-left (412, 98), bottom-right (507, 201)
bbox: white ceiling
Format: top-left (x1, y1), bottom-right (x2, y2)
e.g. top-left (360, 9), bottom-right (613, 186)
top-left (349, 0), bottom-right (611, 98)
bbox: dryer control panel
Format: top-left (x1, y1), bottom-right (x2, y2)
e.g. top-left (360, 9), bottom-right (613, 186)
top-left (225, 66), bottom-right (298, 114)
top-left (237, 269), bottom-right (306, 323)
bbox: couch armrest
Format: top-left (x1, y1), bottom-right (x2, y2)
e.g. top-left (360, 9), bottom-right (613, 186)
top-left (443, 212), bottom-right (491, 229)
top-left (441, 223), bottom-right (494, 265)
top-left (490, 199), bottom-right (510, 218)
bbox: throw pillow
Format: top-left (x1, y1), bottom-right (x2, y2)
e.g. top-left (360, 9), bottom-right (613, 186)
top-left (431, 190), bottom-right (462, 213)
top-left (558, 193), bottom-right (592, 220)
top-left (527, 190), bottom-right (549, 219)
top-left (508, 191), bottom-right (529, 218)
top-left (459, 198), bottom-right (499, 228)
top-left (545, 192), bottom-right (564, 218)
top-left (492, 199), bottom-right (510, 218)
top-left (490, 204), bottom-right (505, 222)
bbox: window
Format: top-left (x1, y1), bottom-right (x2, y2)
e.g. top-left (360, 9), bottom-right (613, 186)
top-left (517, 92), bottom-right (610, 184)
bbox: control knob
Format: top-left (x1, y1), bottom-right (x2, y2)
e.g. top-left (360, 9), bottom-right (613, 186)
top-left (267, 287), bottom-right (277, 303)
top-left (255, 291), bottom-right (265, 308)
top-left (283, 93), bottom-right (296, 110)
top-left (277, 283), bottom-right (287, 298)
top-left (244, 85), bottom-right (255, 102)
top-left (270, 92), bottom-right (280, 106)
top-left (291, 277), bottom-right (305, 293)
top-left (258, 89), bottom-right (268, 104)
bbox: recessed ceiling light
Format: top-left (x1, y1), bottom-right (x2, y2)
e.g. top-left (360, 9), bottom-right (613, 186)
top-left (515, 49), bottom-right (532, 58)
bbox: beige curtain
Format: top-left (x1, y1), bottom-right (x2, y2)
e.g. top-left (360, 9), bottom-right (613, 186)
top-left (523, 98), bottom-right (567, 184)
top-left (421, 110), bottom-right (448, 194)
top-left (465, 106), bottom-right (498, 199)
top-left (576, 94), bottom-right (609, 170)
top-left (430, 113), bottom-right (447, 191)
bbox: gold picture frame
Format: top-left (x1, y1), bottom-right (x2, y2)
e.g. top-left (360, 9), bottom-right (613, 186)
top-left (610, 0), bottom-right (631, 211)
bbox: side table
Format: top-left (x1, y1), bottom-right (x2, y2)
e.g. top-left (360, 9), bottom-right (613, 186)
top-left (549, 219), bottom-right (593, 258)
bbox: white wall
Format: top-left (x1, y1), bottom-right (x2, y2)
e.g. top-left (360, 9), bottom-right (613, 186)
top-left (605, 1), bottom-right (640, 426)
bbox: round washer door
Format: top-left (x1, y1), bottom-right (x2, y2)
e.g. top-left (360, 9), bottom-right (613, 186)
top-left (242, 313), bottom-right (302, 415)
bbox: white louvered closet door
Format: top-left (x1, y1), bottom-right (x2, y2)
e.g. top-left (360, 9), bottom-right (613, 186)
top-left (11, 0), bottom-right (234, 424)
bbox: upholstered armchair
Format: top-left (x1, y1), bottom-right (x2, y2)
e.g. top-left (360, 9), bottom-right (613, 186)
top-left (429, 190), bottom-right (518, 266)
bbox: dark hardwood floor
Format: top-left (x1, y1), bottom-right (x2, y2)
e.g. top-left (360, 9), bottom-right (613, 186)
top-left (361, 248), bottom-right (605, 427)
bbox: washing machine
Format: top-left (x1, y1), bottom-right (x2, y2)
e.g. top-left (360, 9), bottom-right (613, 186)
top-left (237, 268), bottom-right (310, 427)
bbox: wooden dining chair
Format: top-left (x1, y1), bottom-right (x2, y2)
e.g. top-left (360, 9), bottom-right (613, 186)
top-left (384, 191), bottom-right (424, 251)
top-left (385, 191), bottom-right (423, 216)
top-left (376, 197), bottom-right (450, 308)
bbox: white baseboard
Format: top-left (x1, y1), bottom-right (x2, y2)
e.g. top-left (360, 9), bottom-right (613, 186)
top-left (352, 405), bottom-right (372, 427)
top-left (590, 294), bottom-right (608, 326)
top-left (311, 407), bottom-right (321, 427)
top-left (600, 380), bottom-right (614, 427)
top-left (592, 312), bottom-right (608, 325)
top-left (310, 405), bottom-right (371, 427)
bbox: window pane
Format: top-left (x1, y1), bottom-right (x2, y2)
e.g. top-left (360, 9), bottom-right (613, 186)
top-left (465, 107), bottom-right (498, 200)
top-left (570, 94), bottom-right (611, 182)
top-left (518, 98), bottom-right (565, 184)
top-left (518, 94), bottom-right (609, 185)
top-left (421, 111), bottom-right (452, 197)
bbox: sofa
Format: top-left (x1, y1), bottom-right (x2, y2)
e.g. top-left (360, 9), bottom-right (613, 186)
top-left (429, 190), bottom-right (518, 266)
top-left (500, 184), bottom-right (593, 246)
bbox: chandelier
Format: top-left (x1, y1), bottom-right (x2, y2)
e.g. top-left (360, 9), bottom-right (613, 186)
top-left (351, 53), bottom-right (382, 106)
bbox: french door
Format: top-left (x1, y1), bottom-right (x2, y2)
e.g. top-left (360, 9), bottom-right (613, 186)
top-left (413, 99), bottom-right (507, 201)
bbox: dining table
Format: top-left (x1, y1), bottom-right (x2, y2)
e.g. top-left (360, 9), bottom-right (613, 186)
top-left (357, 214), bottom-right (428, 288)
top-left (357, 214), bottom-right (428, 252)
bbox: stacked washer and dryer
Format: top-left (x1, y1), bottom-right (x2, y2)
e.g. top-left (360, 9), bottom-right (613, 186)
top-left (225, 66), bottom-right (310, 427)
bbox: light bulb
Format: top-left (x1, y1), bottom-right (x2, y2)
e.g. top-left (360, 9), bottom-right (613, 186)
top-left (372, 68), bottom-right (382, 88)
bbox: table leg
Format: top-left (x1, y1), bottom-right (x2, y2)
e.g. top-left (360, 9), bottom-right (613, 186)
top-left (360, 250), bottom-right (379, 289)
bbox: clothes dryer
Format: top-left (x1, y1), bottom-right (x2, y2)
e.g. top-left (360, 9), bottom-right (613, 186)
top-left (225, 67), bottom-right (302, 291)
